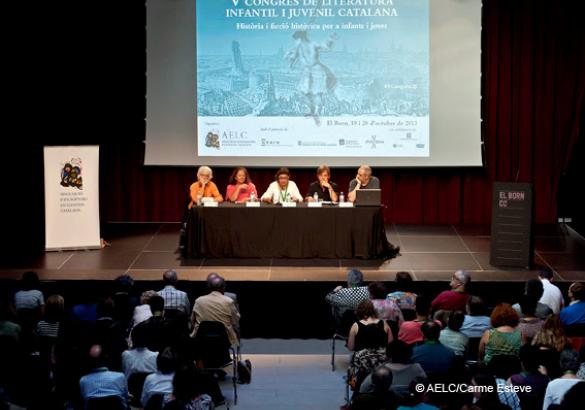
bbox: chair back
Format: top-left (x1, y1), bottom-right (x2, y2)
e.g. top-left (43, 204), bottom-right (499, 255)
top-left (86, 395), bottom-right (126, 410)
top-left (332, 308), bottom-right (357, 338)
top-left (193, 321), bottom-right (232, 368)
top-left (144, 393), bottom-right (165, 410)
top-left (128, 372), bottom-right (151, 406)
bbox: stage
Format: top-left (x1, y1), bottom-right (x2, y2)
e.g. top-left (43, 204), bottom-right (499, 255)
top-left (2, 222), bottom-right (583, 283)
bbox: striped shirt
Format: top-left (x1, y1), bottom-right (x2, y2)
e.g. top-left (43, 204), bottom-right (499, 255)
top-left (157, 286), bottom-right (190, 314)
top-left (37, 320), bottom-right (60, 338)
top-left (14, 290), bottom-right (44, 310)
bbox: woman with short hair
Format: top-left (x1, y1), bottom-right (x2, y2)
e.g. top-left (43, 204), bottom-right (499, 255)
top-left (260, 167), bottom-right (302, 204)
top-left (479, 303), bottom-right (522, 363)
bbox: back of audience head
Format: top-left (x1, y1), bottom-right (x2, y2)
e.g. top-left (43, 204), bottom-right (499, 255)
top-left (559, 348), bottom-right (580, 374)
top-left (519, 294), bottom-right (538, 318)
top-left (447, 310), bottom-right (465, 332)
top-left (163, 269), bottom-right (178, 286)
top-left (395, 271), bottom-right (414, 292)
top-left (525, 279), bottom-right (544, 300)
top-left (96, 297), bottom-right (115, 319)
top-left (208, 275), bottom-right (226, 293)
top-left (532, 314), bottom-right (568, 351)
top-left (157, 347), bottom-right (178, 375)
top-left (347, 269), bottom-right (364, 287)
top-left (466, 296), bottom-right (488, 317)
top-left (140, 290), bottom-right (157, 305)
top-left (421, 320), bottom-right (441, 341)
top-left (568, 282), bottom-right (585, 301)
top-left (44, 294), bottom-right (65, 322)
top-left (368, 282), bottom-right (387, 300)
top-left (114, 274), bottom-right (134, 294)
top-left (357, 299), bottom-right (377, 320)
top-left (490, 303), bottom-right (520, 328)
top-left (371, 365), bottom-right (393, 393)
top-left (451, 270), bottom-right (471, 290)
top-left (415, 296), bottom-right (430, 318)
top-left (389, 340), bottom-right (412, 364)
top-left (433, 310), bottom-right (450, 328)
top-left (148, 295), bottom-right (165, 314)
top-left (21, 271), bottom-right (40, 291)
top-left (87, 344), bottom-right (106, 370)
top-left (538, 267), bottom-right (554, 281)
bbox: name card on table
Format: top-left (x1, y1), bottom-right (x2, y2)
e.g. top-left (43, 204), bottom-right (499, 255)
top-left (339, 202), bottom-right (354, 208)
top-left (307, 202), bottom-right (322, 208)
top-left (203, 201), bottom-right (218, 207)
top-left (282, 202), bottom-right (297, 207)
top-left (245, 201), bottom-right (260, 207)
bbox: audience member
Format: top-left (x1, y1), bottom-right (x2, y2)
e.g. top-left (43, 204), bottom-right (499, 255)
top-left (37, 294), bottom-right (65, 338)
top-left (368, 281), bottom-right (403, 325)
top-left (350, 365), bottom-right (397, 410)
top-left (398, 296), bottom-right (438, 345)
top-left (206, 272), bottom-right (239, 310)
top-left (95, 297), bottom-right (128, 371)
top-left (439, 310), bottom-right (469, 356)
top-left (543, 349), bottom-right (584, 409)
top-left (14, 271), bottom-right (44, 312)
top-left (121, 324), bottom-right (158, 379)
top-left (131, 290), bottom-right (156, 330)
top-left (79, 344), bottom-right (128, 407)
top-left (531, 314), bottom-right (570, 380)
top-left (326, 269), bottom-right (370, 314)
top-left (538, 268), bottom-right (564, 314)
top-left (508, 344), bottom-right (549, 410)
top-left (133, 295), bottom-right (171, 353)
top-left (387, 272), bottom-right (417, 311)
top-left (468, 372), bottom-right (512, 410)
top-left (479, 303), bottom-right (522, 364)
top-left (512, 279), bottom-right (553, 320)
top-left (548, 381), bottom-right (585, 410)
top-left (0, 294), bottom-right (21, 341)
top-left (157, 270), bottom-right (191, 315)
top-left (163, 364), bottom-right (214, 410)
top-left (191, 274), bottom-right (240, 347)
top-left (430, 270), bottom-right (470, 313)
top-left (517, 294), bottom-right (544, 345)
top-left (348, 300), bottom-right (393, 352)
top-left (559, 282), bottom-right (585, 326)
top-left (432, 309), bottom-right (450, 329)
top-left (460, 296), bottom-right (492, 339)
top-left (141, 347), bottom-right (177, 407)
top-left (410, 321), bottom-right (455, 379)
top-left (112, 274), bottom-right (139, 331)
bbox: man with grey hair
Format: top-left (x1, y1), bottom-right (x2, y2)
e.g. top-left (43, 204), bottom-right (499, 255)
top-left (325, 269), bottom-right (370, 314)
top-left (157, 269), bottom-right (191, 315)
top-left (188, 165), bottom-right (223, 209)
top-left (543, 349), bottom-right (583, 409)
top-left (430, 270), bottom-right (471, 313)
top-left (348, 165), bottom-right (380, 202)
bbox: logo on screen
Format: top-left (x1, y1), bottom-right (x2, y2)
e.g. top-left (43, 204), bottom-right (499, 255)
top-left (339, 139), bottom-right (345, 146)
top-left (205, 132), bottom-right (220, 149)
top-left (366, 136), bottom-right (383, 149)
top-left (60, 158), bottom-right (83, 189)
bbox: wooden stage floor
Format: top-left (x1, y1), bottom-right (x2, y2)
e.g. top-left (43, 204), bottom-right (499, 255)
top-left (2, 223), bottom-right (584, 283)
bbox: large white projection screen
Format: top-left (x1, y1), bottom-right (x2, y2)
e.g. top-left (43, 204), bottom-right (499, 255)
top-left (145, 0), bottom-right (482, 167)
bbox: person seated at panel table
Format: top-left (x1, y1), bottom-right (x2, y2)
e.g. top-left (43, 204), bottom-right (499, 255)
top-left (347, 164), bottom-right (380, 202)
top-left (188, 165), bottom-right (223, 209)
top-left (305, 164), bottom-right (339, 202)
top-left (225, 166), bottom-right (258, 203)
top-left (260, 167), bottom-right (303, 204)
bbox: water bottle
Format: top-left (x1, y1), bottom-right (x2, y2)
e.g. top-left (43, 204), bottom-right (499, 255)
top-left (249, 191), bottom-right (255, 202)
top-left (313, 192), bottom-right (319, 202)
top-left (339, 192), bottom-right (345, 203)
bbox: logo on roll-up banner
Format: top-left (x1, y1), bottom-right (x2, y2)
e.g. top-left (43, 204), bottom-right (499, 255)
top-left (205, 132), bottom-right (220, 149)
top-left (60, 158), bottom-right (83, 189)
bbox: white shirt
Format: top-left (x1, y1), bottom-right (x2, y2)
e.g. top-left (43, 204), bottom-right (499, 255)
top-left (542, 378), bottom-right (582, 409)
top-left (261, 181), bottom-right (302, 204)
top-left (141, 372), bottom-right (174, 407)
top-left (131, 304), bottom-right (153, 329)
top-left (539, 278), bottom-right (564, 314)
top-left (121, 348), bottom-right (158, 379)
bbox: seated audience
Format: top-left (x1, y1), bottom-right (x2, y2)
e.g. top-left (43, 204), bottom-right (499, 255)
top-left (79, 344), bottom-right (128, 407)
top-left (432, 310), bottom-right (450, 329)
top-left (112, 274), bottom-right (139, 331)
top-left (348, 165), bottom-right (380, 203)
top-left (261, 167), bottom-right (303, 203)
top-left (387, 271), bottom-right (417, 313)
top-left (191, 274), bottom-right (240, 347)
top-left (14, 271), bottom-right (44, 312)
top-left (132, 295), bottom-right (170, 353)
top-left (368, 281), bottom-right (403, 325)
top-left (512, 279), bottom-right (553, 320)
top-left (157, 270), bottom-right (191, 316)
top-left (439, 310), bottom-right (469, 356)
top-left (531, 314), bottom-right (570, 379)
top-left (479, 303), bottom-right (522, 364)
top-left (348, 300), bottom-right (393, 352)
top-left (460, 296), bottom-right (492, 338)
top-left (326, 269), bottom-right (370, 315)
top-left (0, 295), bottom-right (20, 341)
top-left (95, 297), bottom-right (128, 371)
top-left (36, 294), bottom-right (65, 339)
top-left (467, 372), bottom-right (512, 410)
top-left (538, 268), bottom-right (564, 314)
top-left (131, 290), bottom-right (156, 330)
top-left (163, 364), bottom-right (214, 410)
top-left (548, 381), bottom-right (585, 410)
top-left (188, 165), bottom-right (223, 208)
top-left (360, 340), bottom-right (426, 398)
top-left (225, 166), bottom-right (258, 203)
top-left (508, 345), bottom-right (549, 409)
top-left (121, 324), bottom-right (158, 379)
top-left (517, 294), bottom-right (544, 344)
top-left (430, 270), bottom-right (471, 313)
top-left (141, 347), bottom-right (177, 408)
top-left (305, 165), bottom-right (339, 202)
top-left (560, 282), bottom-right (585, 327)
top-left (410, 321), bottom-right (455, 379)
top-left (350, 365), bottom-right (397, 410)
top-left (398, 296), bottom-right (438, 345)
top-left (543, 349), bottom-right (584, 409)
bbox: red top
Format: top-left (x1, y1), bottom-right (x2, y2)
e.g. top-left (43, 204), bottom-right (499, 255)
top-left (430, 290), bottom-right (470, 313)
top-left (225, 183), bottom-right (258, 203)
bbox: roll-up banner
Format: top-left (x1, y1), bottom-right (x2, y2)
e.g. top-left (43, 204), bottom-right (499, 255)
top-left (44, 146), bottom-right (101, 251)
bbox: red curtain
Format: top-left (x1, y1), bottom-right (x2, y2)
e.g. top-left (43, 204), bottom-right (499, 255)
top-left (101, 0), bottom-right (585, 225)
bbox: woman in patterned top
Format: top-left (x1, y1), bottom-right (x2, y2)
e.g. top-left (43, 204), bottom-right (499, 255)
top-left (479, 303), bottom-right (522, 364)
top-left (368, 282), bottom-right (403, 326)
top-left (386, 271), bottom-right (417, 312)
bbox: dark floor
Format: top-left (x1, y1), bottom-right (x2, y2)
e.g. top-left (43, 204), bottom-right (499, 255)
top-left (1, 223), bottom-right (584, 282)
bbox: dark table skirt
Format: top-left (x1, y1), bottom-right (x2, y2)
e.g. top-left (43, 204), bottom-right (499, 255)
top-left (183, 203), bottom-right (392, 259)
